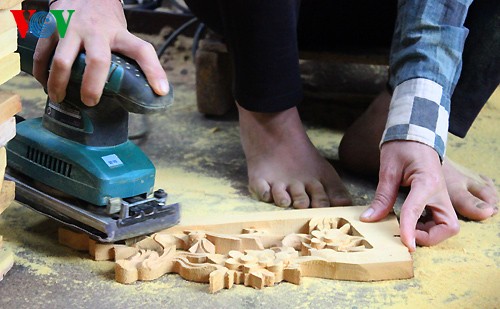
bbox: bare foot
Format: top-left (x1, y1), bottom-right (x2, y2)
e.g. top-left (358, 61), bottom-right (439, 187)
top-left (238, 104), bottom-right (352, 208)
top-left (442, 159), bottom-right (498, 220)
top-left (339, 90), bottom-right (499, 220)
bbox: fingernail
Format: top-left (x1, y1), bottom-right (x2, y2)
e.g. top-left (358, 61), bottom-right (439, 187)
top-left (412, 238), bottom-right (416, 251)
top-left (361, 207), bottom-right (375, 219)
top-left (158, 79), bottom-right (169, 95)
top-left (493, 207), bottom-right (498, 216)
top-left (82, 96), bottom-right (97, 107)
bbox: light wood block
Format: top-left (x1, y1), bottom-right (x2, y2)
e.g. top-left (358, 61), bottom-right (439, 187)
top-left (0, 248), bottom-right (14, 282)
top-left (58, 228), bottom-right (90, 252)
top-left (0, 3), bottom-right (21, 34)
top-left (89, 239), bottom-right (116, 261)
top-left (0, 53), bottom-right (20, 86)
top-left (0, 91), bottom-right (22, 124)
top-left (0, 181), bottom-right (15, 216)
top-left (0, 28), bottom-right (17, 60)
top-left (0, 147), bottom-right (6, 191)
top-left (0, 117), bottom-right (16, 147)
top-left (0, 0), bottom-right (24, 10)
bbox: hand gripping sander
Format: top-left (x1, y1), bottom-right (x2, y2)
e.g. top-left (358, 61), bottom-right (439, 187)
top-left (5, 33), bottom-right (180, 242)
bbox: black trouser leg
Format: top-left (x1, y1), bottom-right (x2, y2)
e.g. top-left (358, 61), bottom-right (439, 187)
top-left (449, 0), bottom-right (500, 137)
top-left (186, 0), bottom-right (303, 112)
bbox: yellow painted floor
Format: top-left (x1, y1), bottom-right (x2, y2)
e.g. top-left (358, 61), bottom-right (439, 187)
top-left (0, 66), bottom-right (498, 307)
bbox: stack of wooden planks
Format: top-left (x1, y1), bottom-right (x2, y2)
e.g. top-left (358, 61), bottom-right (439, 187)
top-left (0, 0), bottom-right (24, 282)
top-left (0, 0), bottom-right (22, 86)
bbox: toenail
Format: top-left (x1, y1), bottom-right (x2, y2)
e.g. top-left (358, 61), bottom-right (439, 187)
top-left (293, 200), bottom-right (307, 208)
top-left (476, 202), bottom-right (489, 210)
top-left (262, 191), bottom-right (270, 201)
top-left (279, 199), bottom-right (290, 207)
top-left (318, 201), bottom-right (330, 208)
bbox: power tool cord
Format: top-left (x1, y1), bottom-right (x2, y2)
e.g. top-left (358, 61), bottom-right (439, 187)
top-left (130, 3), bottom-right (208, 142)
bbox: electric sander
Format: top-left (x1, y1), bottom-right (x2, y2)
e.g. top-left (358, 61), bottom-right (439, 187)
top-left (5, 33), bottom-right (180, 242)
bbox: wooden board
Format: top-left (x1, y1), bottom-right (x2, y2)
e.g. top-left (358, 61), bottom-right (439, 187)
top-left (0, 147), bottom-right (6, 192)
top-left (0, 248), bottom-right (14, 282)
top-left (58, 207), bottom-right (413, 292)
top-left (0, 117), bottom-right (16, 147)
top-left (0, 0), bottom-right (24, 10)
top-left (162, 206), bottom-right (412, 279)
top-left (0, 28), bottom-right (17, 62)
top-left (0, 53), bottom-right (20, 86)
top-left (0, 3), bottom-right (21, 34)
top-left (0, 181), bottom-right (15, 216)
top-left (56, 207), bottom-right (411, 293)
top-left (0, 91), bottom-right (22, 124)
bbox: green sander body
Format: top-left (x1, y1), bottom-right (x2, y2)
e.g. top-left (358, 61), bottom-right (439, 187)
top-left (5, 33), bottom-right (180, 242)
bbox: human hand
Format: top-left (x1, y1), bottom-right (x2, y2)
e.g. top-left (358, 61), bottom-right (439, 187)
top-left (360, 141), bottom-right (460, 252)
top-left (33, 0), bottom-right (169, 107)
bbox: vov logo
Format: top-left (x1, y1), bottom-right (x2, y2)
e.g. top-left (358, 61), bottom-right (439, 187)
top-left (10, 10), bottom-right (75, 39)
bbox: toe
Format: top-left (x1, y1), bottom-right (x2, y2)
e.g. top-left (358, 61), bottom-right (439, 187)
top-left (289, 182), bottom-right (310, 209)
top-left (249, 178), bottom-right (272, 202)
top-left (452, 188), bottom-right (497, 221)
top-left (271, 182), bottom-right (291, 208)
top-left (327, 186), bottom-right (352, 206)
top-left (306, 181), bottom-right (330, 208)
top-left (468, 178), bottom-right (499, 205)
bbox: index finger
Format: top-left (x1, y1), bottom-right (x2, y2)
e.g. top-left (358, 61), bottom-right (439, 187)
top-left (112, 31), bottom-right (169, 96)
top-left (399, 180), bottom-right (431, 251)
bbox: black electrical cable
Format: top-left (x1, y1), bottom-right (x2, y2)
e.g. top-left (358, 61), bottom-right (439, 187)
top-left (129, 16), bottom-right (198, 141)
top-left (129, 9), bottom-right (203, 142)
top-left (156, 17), bottom-right (199, 57)
top-left (165, 0), bottom-right (192, 14)
top-left (191, 22), bottom-right (206, 60)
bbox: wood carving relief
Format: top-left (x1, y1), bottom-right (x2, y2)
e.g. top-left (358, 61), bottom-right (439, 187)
top-left (59, 207), bottom-right (414, 293)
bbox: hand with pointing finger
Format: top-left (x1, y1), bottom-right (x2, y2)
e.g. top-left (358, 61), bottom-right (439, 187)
top-left (360, 141), bottom-right (460, 252)
top-left (33, 0), bottom-right (169, 107)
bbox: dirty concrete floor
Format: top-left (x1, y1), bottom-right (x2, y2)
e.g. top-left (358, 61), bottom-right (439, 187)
top-left (0, 37), bottom-right (499, 308)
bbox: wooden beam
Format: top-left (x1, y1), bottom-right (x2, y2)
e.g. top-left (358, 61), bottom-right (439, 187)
top-left (0, 3), bottom-right (21, 34)
top-left (0, 0), bottom-right (24, 10)
top-left (0, 181), bottom-right (15, 216)
top-left (0, 53), bottom-right (20, 86)
top-left (0, 117), bottom-right (16, 147)
top-left (0, 248), bottom-right (14, 282)
top-left (0, 92), bottom-right (22, 125)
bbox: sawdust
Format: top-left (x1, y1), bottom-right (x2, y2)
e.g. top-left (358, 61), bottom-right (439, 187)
top-left (154, 167), bottom-right (278, 220)
top-left (0, 31), bottom-right (498, 306)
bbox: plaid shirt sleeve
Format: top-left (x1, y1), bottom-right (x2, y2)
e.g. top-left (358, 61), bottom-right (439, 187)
top-left (381, 0), bottom-right (473, 160)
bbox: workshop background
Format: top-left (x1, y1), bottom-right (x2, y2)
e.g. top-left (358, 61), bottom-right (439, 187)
top-left (0, 1), bottom-right (499, 308)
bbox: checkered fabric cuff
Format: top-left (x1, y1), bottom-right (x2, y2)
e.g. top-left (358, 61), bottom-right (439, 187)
top-left (381, 78), bottom-right (450, 160)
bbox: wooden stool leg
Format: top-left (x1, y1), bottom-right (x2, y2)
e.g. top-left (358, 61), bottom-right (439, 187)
top-left (194, 44), bottom-right (234, 116)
